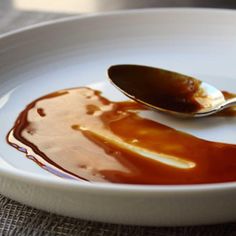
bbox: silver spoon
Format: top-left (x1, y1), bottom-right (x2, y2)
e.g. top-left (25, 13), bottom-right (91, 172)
top-left (107, 64), bottom-right (236, 118)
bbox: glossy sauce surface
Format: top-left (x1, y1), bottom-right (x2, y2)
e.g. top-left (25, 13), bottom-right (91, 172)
top-left (108, 65), bottom-right (203, 113)
top-left (7, 87), bottom-right (236, 184)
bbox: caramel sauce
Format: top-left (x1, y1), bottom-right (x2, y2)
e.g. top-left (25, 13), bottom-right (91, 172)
top-left (7, 87), bottom-right (236, 184)
top-left (108, 65), bottom-right (203, 113)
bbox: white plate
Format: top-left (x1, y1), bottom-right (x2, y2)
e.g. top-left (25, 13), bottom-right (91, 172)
top-left (1, 9), bottom-right (236, 226)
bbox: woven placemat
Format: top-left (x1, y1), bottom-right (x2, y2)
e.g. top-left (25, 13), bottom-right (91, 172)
top-left (0, 194), bottom-right (236, 236)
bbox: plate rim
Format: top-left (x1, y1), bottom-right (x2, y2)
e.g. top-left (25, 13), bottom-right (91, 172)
top-left (1, 7), bottom-right (236, 40)
top-left (1, 7), bottom-right (236, 192)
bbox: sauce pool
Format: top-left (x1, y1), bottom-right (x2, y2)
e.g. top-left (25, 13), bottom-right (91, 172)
top-left (7, 87), bottom-right (236, 184)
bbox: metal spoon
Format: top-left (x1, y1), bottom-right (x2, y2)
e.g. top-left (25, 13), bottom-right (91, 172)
top-left (107, 64), bottom-right (236, 118)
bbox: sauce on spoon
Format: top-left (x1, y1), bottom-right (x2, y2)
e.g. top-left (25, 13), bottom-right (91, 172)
top-left (108, 65), bottom-right (229, 117)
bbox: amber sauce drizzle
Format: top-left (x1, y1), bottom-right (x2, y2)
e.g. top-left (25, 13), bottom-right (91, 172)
top-left (6, 87), bottom-right (236, 184)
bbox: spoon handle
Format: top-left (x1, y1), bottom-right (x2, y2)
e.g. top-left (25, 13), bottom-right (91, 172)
top-left (220, 97), bottom-right (236, 110)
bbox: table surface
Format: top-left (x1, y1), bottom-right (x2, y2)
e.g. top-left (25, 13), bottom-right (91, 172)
top-left (1, 1), bottom-right (236, 235)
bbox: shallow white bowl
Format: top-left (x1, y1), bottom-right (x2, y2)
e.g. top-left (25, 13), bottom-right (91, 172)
top-left (1, 9), bottom-right (236, 226)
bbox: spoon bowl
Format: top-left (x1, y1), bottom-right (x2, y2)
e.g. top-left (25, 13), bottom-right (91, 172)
top-left (108, 65), bottom-right (234, 117)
